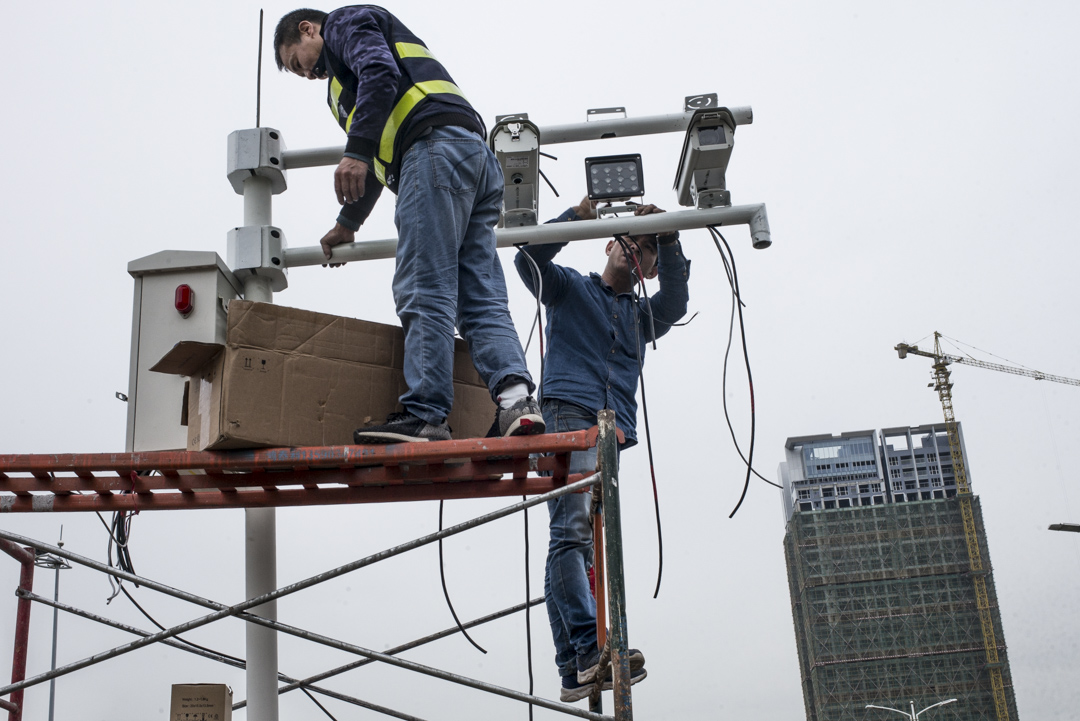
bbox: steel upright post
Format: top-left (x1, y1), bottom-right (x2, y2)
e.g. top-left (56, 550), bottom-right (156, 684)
top-left (597, 410), bottom-right (633, 720)
top-left (241, 172), bottom-right (279, 721)
top-left (1, 539), bottom-right (35, 721)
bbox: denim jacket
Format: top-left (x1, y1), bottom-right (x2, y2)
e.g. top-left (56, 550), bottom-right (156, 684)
top-left (514, 208), bottom-right (691, 446)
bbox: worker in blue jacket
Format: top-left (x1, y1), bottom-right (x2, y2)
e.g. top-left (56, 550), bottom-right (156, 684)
top-left (274, 6), bottom-right (543, 442)
top-left (515, 197), bottom-right (691, 701)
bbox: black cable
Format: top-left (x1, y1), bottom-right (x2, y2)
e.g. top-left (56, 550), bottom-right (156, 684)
top-left (538, 168), bottom-right (559, 198)
top-left (517, 245), bottom-right (546, 402)
top-left (614, 235), bottom-right (657, 350)
top-left (523, 496), bottom-right (535, 721)
top-left (705, 227), bottom-right (760, 516)
top-left (614, 235), bottom-right (665, 597)
top-left (517, 244), bottom-right (545, 719)
top-left (667, 311), bottom-right (699, 328)
top-left (709, 230), bottom-right (781, 491)
top-left (112, 512), bottom-right (136, 575)
top-left (631, 309), bottom-right (664, 598)
top-left (96, 509), bottom-right (140, 603)
top-left (438, 501), bottom-right (487, 654)
top-left (119, 585), bottom-right (246, 665)
top-left (119, 584), bottom-right (335, 721)
top-left (301, 687), bottom-right (340, 721)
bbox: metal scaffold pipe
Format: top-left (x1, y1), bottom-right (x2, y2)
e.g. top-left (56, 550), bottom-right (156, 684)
top-left (17, 590), bottom-right (430, 721)
top-left (597, 411), bottom-right (633, 720)
top-left (0, 539), bottom-right (34, 721)
top-left (251, 597), bottom-right (545, 707)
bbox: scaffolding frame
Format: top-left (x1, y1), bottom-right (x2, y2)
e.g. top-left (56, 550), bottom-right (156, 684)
top-left (0, 415), bottom-right (635, 721)
top-left (2, 103), bottom-right (774, 719)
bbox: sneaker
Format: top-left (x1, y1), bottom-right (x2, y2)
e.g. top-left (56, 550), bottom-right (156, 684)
top-left (493, 397), bottom-right (546, 437)
top-left (600, 665), bottom-right (647, 691)
top-left (353, 412), bottom-right (452, 444)
top-left (577, 646), bottom-right (645, 684)
top-left (559, 675), bottom-right (595, 703)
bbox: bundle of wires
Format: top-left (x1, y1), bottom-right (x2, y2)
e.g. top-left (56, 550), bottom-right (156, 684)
top-left (704, 226), bottom-right (782, 520)
top-left (433, 246), bottom-right (549, 715)
top-left (98, 507), bottom-right (137, 603)
top-left (612, 233), bottom-right (667, 598)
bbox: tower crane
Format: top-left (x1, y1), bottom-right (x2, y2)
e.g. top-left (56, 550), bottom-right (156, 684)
top-left (895, 331), bottom-right (1080, 721)
top-left (896, 334), bottom-right (1080, 388)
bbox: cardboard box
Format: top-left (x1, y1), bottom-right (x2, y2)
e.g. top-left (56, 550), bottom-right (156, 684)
top-left (170, 684), bottom-right (232, 721)
top-left (151, 301), bottom-right (496, 450)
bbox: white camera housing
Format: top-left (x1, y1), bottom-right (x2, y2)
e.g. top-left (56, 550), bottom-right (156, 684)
top-left (674, 108), bottom-right (736, 209)
top-left (489, 116), bottom-right (540, 227)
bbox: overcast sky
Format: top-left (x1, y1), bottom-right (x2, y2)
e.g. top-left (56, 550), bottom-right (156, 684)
top-left (2, 1), bottom-right (1079, 719)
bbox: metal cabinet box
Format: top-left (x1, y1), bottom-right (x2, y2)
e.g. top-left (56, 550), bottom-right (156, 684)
top-left (126, 251), bottom-right (243, 452)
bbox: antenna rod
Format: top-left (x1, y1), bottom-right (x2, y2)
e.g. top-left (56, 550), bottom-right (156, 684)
top-left (256, 9), bottom-right (264, 128)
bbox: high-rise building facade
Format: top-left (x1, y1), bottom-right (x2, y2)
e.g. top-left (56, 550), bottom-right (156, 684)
top-left (780, 424), bottom-right (1019, 721)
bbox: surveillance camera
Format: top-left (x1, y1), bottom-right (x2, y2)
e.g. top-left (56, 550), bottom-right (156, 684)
top-left (489, 116), bottom-right (541, 227)
top-left (673, 108), bottom-right (736, 209)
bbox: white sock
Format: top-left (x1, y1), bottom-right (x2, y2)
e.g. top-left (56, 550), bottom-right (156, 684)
top-left (497, 383), bottom-right (529, 409)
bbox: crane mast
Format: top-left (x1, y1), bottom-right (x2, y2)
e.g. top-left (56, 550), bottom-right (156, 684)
top-left (895, 331), bottom-right (1080, 719)
top-left (895, 332), bottom-right (1009, 721)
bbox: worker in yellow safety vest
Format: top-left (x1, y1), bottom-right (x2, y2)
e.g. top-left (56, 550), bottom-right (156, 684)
top-left (275, 6), bottom-right (544, 443)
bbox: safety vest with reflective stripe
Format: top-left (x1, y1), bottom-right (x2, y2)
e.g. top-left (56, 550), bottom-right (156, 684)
top-left (321, 9), bottom-right (480, 190)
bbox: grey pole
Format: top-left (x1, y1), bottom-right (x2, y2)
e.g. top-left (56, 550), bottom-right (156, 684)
top-left (38, 541), bottom-right (70, 721)
top-left (281, 204), bottom-right (772, 268)
top-left (47, 563), bottom-right (60, 721)
top-left (241, 171), bottom-right (279, 721)
top-left (279, 108), bottom-right (754, 169)
top-left (597, 410), bottom-right (633, 720)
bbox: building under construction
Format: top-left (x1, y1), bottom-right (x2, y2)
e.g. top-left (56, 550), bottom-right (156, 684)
top-left (779, 425), bottom-right (1019, 721)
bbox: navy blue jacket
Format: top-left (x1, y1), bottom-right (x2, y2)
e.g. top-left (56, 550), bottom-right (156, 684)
top-left (319, 5), bottom-right (484, 229)
top-left (514, 209), bottom-right (691, 445)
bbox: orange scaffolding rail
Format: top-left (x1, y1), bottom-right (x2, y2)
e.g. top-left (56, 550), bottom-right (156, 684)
top-left (0, 430), bottom-right (596, 513)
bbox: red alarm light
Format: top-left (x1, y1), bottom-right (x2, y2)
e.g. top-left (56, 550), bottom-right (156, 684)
top-left (175, 284), bottom-right (194, 316)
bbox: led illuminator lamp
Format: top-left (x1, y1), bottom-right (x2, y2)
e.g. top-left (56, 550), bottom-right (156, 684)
top-left (585, 154), bottom-right (644, 202)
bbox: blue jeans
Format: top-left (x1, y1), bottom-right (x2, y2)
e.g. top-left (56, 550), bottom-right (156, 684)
top-left (392, 125), bottom-right (532, 424)
top-left (543, 399), bottom-right (604, 677)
